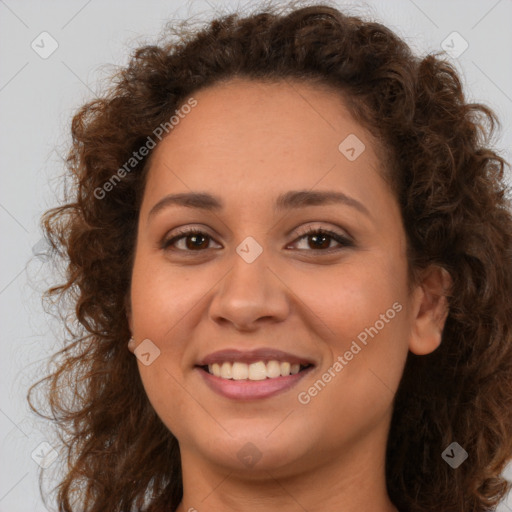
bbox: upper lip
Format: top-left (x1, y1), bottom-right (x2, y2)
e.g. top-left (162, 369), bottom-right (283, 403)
top-left (196, 348), bottom-right (316, 366)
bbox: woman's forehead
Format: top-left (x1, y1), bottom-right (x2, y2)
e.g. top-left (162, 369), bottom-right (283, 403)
top-left (143, 78), bottom-right (383, 196)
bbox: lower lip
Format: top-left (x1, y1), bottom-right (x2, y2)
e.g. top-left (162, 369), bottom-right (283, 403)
top-left (197, 366), bottom-right (314, 400)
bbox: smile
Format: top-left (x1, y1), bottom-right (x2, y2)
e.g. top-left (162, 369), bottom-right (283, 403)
top-left (195, 348), bottom-right (316, 400)
top-left (204, 360), bottom-right (312, 380)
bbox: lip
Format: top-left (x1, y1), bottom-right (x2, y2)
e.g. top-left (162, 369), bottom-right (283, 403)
top-left (197, 364), bottom-right (315, 401)
top-left (196, 348), bottom-right (315, 366)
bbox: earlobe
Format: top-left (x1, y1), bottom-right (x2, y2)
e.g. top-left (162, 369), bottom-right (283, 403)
top-left (409, 266), bottom-right (453, 356)
top-left (128, 336), bottom-right (136, 353)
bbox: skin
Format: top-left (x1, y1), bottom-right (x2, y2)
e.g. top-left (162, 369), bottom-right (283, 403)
top-left (128, 78), bottom-right (451, 512)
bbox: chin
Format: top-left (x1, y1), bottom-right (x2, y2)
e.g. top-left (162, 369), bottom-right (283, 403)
top-left (187, 423), bottom-right (313, 474)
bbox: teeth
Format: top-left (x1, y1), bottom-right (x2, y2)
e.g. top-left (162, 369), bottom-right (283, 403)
top-left (266, 360), bottom-right (281, 378)
top-left (280, 361), bottom-right (290, 376)
top-left (248, 361), bottom-right (267, 380)
top-left (211, 363), bottom-right (221, 377)
top-left (232, 362), bottom-right (248, 380)
top-left (220, 362), bottom-right (232, 379)
top-left (206, 360), bottom-right (308, 380)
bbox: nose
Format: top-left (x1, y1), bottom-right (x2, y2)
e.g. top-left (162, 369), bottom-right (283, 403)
top-left (208, 247), bottom-right (290, 332)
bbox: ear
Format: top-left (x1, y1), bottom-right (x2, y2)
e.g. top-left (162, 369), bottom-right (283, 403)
top-left (408, 265), bottom-right (453, 356)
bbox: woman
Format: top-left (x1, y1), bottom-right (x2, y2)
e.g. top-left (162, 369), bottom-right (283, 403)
top-left (29, 1), bottom-right (512, 511)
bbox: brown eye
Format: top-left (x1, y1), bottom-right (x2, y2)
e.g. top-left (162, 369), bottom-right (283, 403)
top-left (306, 232), bottom-right (333, 250)
top-left (291, 228), bottom-right (354, 252)
top-left (161, 226), bottom-right (354, 255)
top-left (161, 230), bottom-right (219, 251)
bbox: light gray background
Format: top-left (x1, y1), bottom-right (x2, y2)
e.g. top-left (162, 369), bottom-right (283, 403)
top-left (1, 0), bottom-right (511, 511)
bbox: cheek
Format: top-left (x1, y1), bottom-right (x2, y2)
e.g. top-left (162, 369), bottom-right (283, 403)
top-left (130, 250), bottom-right (199, 339)
top-left (300, 254), bottom-right (406, 343)
top-left (129, 255), bottom-right (198, 434)
top-left (296, 266), bottom-right (409, 432)
top-left (295, 253), bottom-right (410, 400)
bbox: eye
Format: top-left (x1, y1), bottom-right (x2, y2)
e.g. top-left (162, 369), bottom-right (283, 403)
top-left (160, 228), bottom-right (220, 252)
top-left (289, 226), bottom-right (354, 252)
top-left (160, 225), bottom-right (354, 254)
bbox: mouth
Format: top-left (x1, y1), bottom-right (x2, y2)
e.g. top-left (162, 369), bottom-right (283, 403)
top-left (195, 348), bottom-right (316, 400)
top-left (198, 360), bottom-right (313, 380)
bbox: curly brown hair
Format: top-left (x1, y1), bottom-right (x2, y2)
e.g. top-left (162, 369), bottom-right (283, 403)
top-left (29, 1), bottom-right (512, 511)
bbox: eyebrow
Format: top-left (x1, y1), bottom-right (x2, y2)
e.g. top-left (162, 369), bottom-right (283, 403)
top-left (147, 189), bottom-right (371, 220)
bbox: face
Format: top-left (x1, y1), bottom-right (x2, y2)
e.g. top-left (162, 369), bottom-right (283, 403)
top-left (128, 78), bottom-right (439, 478)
